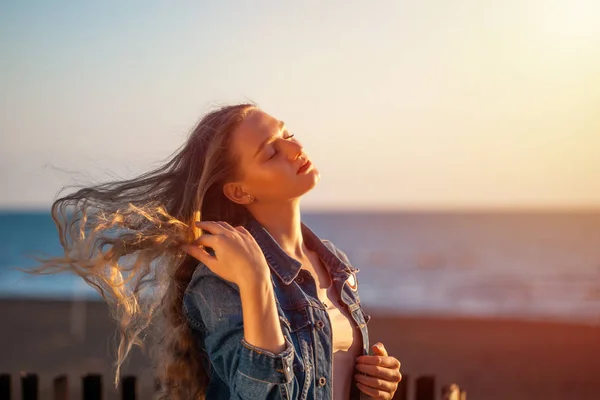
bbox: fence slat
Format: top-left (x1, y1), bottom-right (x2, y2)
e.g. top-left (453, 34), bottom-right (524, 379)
top-left (0, 374), bottom-right (11, 400)
top-left (53, 375), bottom-right (68, 400)
top-left (20, 373), bottom-right (38, 400)
top-left (415, 375), bottom-right (435, 400)
top-left (121, 376), bottom-right (136, 400)
top-left (0, 371), bottom-right (463, 400)
top-left (82, 374), bottom-right (102, 400)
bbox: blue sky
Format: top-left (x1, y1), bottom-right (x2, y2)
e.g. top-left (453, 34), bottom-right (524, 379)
top-left (1, 0), bottom-right (599, 210)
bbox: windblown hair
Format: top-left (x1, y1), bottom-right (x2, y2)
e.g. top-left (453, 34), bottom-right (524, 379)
top-left (34, 103), bottom-right (256, 399)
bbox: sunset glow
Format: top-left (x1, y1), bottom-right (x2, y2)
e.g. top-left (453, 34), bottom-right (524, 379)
top-left (1, 0), bottom-right (598, 210)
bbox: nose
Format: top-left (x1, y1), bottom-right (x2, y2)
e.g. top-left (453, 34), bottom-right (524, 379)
top-left (286, 141), bottom-right (304, 160)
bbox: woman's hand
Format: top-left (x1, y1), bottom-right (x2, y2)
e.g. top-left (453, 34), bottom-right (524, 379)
top-left (355, 342), bottom-right (402, 399)
top-left (182, 220), bottom-right (271, 288)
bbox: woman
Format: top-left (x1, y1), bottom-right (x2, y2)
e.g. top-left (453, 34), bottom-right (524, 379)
top-left (39, 104), bottom-right (402, 399)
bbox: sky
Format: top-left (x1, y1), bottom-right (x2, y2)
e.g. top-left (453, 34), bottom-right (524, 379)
top-left (1, 0), bottom-right (599, 211)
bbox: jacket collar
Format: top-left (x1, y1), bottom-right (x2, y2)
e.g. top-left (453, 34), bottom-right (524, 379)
top-left (244, 214), bottom-right (351, 285)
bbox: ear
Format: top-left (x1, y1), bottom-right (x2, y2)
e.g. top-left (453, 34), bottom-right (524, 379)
top-left (223, 181), bottom-right (253, 205)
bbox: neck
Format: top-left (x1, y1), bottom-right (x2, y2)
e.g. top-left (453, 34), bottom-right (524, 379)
top-left (247, 199), bottom-right (308, 259)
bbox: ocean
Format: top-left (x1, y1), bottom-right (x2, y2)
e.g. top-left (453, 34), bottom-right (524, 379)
top-left (1, 210), bottom-right (599, 325)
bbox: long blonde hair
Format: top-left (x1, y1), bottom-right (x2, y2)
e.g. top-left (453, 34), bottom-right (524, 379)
top-left (34, 103), bottom-right (256, 399)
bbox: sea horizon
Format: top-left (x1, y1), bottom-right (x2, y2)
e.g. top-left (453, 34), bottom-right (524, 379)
top-left (2, 209), bottom-right (599, 326)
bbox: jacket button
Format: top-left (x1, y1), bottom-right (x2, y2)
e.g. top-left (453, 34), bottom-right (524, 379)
top-left (315, 320), bottom-right (324, 329)
top-left (295, 275), bottom-right (304, 284)
top-left (319, 376), bottom-right (327, 386)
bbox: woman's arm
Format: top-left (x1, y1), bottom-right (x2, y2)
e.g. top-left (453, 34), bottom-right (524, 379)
top-left (239, 277), bottom-right (286, 354)
top-left (184, 265), bottom-right (295, 400)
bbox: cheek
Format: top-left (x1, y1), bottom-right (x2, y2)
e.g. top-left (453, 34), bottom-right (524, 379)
top-left (247, 164), bottom-right (292, 187)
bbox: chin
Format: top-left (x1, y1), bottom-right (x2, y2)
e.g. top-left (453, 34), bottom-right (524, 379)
top-left (298, 168), bottom-right (320, 194)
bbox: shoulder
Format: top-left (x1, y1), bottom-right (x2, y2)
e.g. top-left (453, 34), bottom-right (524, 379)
top-left (320, 239), bottom-right (343, 257)
top-left (320, 239), bottom-right (359, 273)
top-left (188, 261), bottom-right (239, 292)
top-left (184, 262), bottom-right (242, 312)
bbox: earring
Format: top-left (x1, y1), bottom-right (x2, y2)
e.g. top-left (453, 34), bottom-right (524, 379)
top-left (246, 194), bottom-right (255, 203)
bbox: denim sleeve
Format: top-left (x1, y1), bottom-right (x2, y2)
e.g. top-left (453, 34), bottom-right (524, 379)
top-left (184, 264), bottom-right (296, 399)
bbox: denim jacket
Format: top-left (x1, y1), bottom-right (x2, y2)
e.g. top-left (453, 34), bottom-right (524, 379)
top-left (183, 215), bottom-right (371, 399)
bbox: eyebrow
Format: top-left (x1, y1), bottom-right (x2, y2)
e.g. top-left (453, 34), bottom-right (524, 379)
top-left (253, 120), bottom-right (286, 158)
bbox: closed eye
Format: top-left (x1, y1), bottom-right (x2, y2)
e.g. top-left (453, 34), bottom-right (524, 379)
top-left (267, 134), bottom-right (295, 160)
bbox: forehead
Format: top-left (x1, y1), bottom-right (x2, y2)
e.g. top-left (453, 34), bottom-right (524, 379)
top-left (233, 110), bottom-right (282, 155)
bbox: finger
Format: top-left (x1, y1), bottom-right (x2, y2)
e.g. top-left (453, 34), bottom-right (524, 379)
top-left (181, 244), bottom-right (215, 265)
top-left (356, 355), bottom-right (401, 369)
top-left (371, 342), bottom-right (388, 357)
top-left (192, 233), bottom-right (219, 249)
top-left (191, 235), bottom-right (204, 246)
top-left (356, 382), bottom-right (391, 399)
top-left (195, 221), bottom-right (232, 235)
top-left (214, 220), bottom-right (237, 233)
top-left (234, 225), bottom-right (250, 235)
top-left (354, 373), bottom-right (397, 393)
top-left (355, 364), bottom-right (402, 383)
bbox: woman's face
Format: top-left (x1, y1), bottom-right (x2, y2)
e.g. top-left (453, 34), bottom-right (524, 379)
top-left (226, 109), bottom-right (320, 205)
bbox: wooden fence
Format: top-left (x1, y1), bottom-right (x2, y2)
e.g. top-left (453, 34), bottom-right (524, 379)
top-left (0, 372), bottom-right (466, 400)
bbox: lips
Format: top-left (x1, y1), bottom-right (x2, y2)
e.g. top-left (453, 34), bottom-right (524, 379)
top-left (297, 159), bottom-right (311, 174)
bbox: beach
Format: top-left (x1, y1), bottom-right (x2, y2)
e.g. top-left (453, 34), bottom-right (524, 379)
top-left (1, 299), bottom-right (599, 399)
